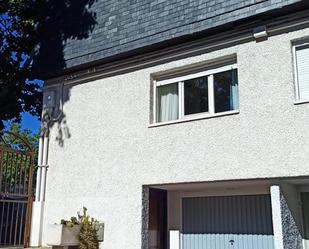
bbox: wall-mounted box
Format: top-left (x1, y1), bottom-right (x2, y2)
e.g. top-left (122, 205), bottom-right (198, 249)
top-left (95, 222), bottom-right (104, 242)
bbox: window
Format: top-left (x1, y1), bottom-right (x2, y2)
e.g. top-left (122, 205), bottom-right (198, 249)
top-left (293, 42), bottom-right (309, 102)
top-left (184, 76), bottom-right (209, 115)
top-left (153, 64), bottom-right (239, 124)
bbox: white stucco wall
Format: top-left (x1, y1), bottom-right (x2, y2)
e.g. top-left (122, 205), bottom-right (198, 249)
top-left (43, 27), bottom-right (309, 249)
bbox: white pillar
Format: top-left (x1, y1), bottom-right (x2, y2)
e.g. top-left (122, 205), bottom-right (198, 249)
top-left (170, 230), bottom-right (180, 249)
top-left (270, 185), bottom-right (284, 249)
top-left (29, 201), bottom-right (45, 246)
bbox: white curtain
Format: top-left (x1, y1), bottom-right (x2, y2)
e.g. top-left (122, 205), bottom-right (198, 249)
top-left (230, 69), bottom-right (239, 110)
top-left (157, 83), bottom-right (179, 122)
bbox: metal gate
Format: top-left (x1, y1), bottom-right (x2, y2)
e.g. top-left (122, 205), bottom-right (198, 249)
top-left (0, 131), bottom-right (34, 248)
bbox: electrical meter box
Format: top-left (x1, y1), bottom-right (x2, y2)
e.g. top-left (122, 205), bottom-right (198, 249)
top-left (95, 223), bottom-right (104, 242)
top-left (43, 90), bottom-right (56, 109)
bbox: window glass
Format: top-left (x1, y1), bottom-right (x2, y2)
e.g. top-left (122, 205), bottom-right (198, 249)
top-left (295, 44), bottom-right (309, 101)
top-left (157, 83), bottom-right (179, 122)
top-left (184, 76), bottom-right (208, 115)
top-left (154, 65), bottom-right (238, 124)
top-left (214, 69), bottom-right (238, 113)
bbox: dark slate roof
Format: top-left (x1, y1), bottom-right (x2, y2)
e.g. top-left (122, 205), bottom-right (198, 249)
top-left (41, 0), bottom-right (306, 75)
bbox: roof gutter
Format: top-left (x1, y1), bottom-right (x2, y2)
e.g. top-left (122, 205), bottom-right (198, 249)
top-left (45, 9), bottom-right (309, 88)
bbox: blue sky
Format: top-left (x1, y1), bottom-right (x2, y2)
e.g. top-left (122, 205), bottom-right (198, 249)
top-left (4, 112), bottom-right (40, 134)
top-left (21, 112), bottom-right (40, 133)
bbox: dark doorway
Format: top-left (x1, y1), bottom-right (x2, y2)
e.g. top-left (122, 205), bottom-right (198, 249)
top-left (148, 188), bottom-right (167, 249)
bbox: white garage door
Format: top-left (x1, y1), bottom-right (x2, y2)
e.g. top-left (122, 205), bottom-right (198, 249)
top-left (182, 194), bottom-right (274, 249)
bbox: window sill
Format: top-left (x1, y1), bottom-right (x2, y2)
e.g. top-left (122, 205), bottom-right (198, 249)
top-left (294, 99), bottom-right (309, 105)
top-left (149, 110), bottom-right (240, 128)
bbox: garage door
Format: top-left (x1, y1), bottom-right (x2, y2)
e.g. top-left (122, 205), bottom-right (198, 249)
top-left (182, 194), bottom-right (274, 249)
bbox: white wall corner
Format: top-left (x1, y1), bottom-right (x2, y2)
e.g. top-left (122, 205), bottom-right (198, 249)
top-left (270, 185), bottom-right (284, 249)
top-left (169, 230), bottom-right (180, 249)
top-left (29, 201), bottom-right (45, 247)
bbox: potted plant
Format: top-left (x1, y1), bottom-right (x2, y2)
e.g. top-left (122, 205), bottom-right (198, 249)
top-left (46, 207), bottom-right (100, 249)
top-left (46, 217), bottom-right (80, 246)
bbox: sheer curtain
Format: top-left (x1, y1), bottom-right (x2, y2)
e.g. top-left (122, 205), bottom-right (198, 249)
top-left (157, 83), bottom-right (179, 122)
top-left (230, 69), bottom-right (239, 110)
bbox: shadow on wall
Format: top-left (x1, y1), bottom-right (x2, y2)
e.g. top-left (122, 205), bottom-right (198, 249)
top-left (35, 0), bottom-right (98, 147)
top-left (33, 0), bottom-right (97, 77)
top-left (43, 83), bottom-right (74, 147)
top-left (55, 85), bottom-right (71, 148)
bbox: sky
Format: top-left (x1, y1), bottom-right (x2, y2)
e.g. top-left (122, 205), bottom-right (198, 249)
top-left (21, 112), bottom-right (40, 134)
top-left (4, 112), bottom-right (40, 134)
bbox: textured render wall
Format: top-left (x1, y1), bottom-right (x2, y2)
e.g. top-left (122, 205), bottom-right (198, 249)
top-left (280, 183), bottom-right (303, 236)
top-left (44, 27), bottom-right (309, 249)
top-left (141, 187), bottom-right (149, 249)
top-left (280, 190), bottom-right (303, 249)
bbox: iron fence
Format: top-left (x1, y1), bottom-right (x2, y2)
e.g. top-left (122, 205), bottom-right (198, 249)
top-left (0, 132), bottom-right (34, 248)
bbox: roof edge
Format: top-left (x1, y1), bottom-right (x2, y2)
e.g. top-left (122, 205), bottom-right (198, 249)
top-left (44, 7), bottom-right (309, 86)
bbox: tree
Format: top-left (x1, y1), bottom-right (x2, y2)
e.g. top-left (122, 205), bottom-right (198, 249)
top-left (0, 1), bottom-right (42, 129)
top-left (0, 121), bottom-right (39, 152)
top-left (0, 0), bottom-right (96, 129)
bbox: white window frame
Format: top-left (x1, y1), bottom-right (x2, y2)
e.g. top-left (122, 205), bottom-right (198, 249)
top-left (293, 42), bottom-right (309, 104)
top-left (152, 63), bottom-right (238, 126)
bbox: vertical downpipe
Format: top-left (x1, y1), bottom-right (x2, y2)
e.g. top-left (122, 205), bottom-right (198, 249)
top-left (35, 135), bottom-right (44, 201)
top-left (31, 85), bottom-right (61, 246)
top-left (39, 134), bottom-right (49, 202)
top-left (30, 129), bottom-right (47, 247)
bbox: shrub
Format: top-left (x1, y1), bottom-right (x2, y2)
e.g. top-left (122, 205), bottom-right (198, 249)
top-left (78, 207), bottom-right (99, 249)
top-left (60, 207), bottom-right (99, 249)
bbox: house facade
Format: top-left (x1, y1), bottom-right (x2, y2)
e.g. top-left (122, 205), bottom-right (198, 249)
top-left (30, 1), bottom-right (309, 249)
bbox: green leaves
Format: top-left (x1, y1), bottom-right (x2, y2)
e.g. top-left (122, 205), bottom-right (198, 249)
top-left (1, 122), bottom-right (39, 152)
top-left (60, 216), bottom-right (80, 228)
top-left (0, 0), bottom-right (97, 127)
top-left (0, 0), bottom-right (42, 129)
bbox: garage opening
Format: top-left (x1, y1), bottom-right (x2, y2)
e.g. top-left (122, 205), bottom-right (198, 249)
top-left (181, 194), bottom-right (274, 249)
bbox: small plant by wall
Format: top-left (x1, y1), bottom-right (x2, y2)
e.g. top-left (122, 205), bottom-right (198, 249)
top-left (78, 207), bottom-right (99, 249)
top-left (60, 207), bottom-right (99, 249)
